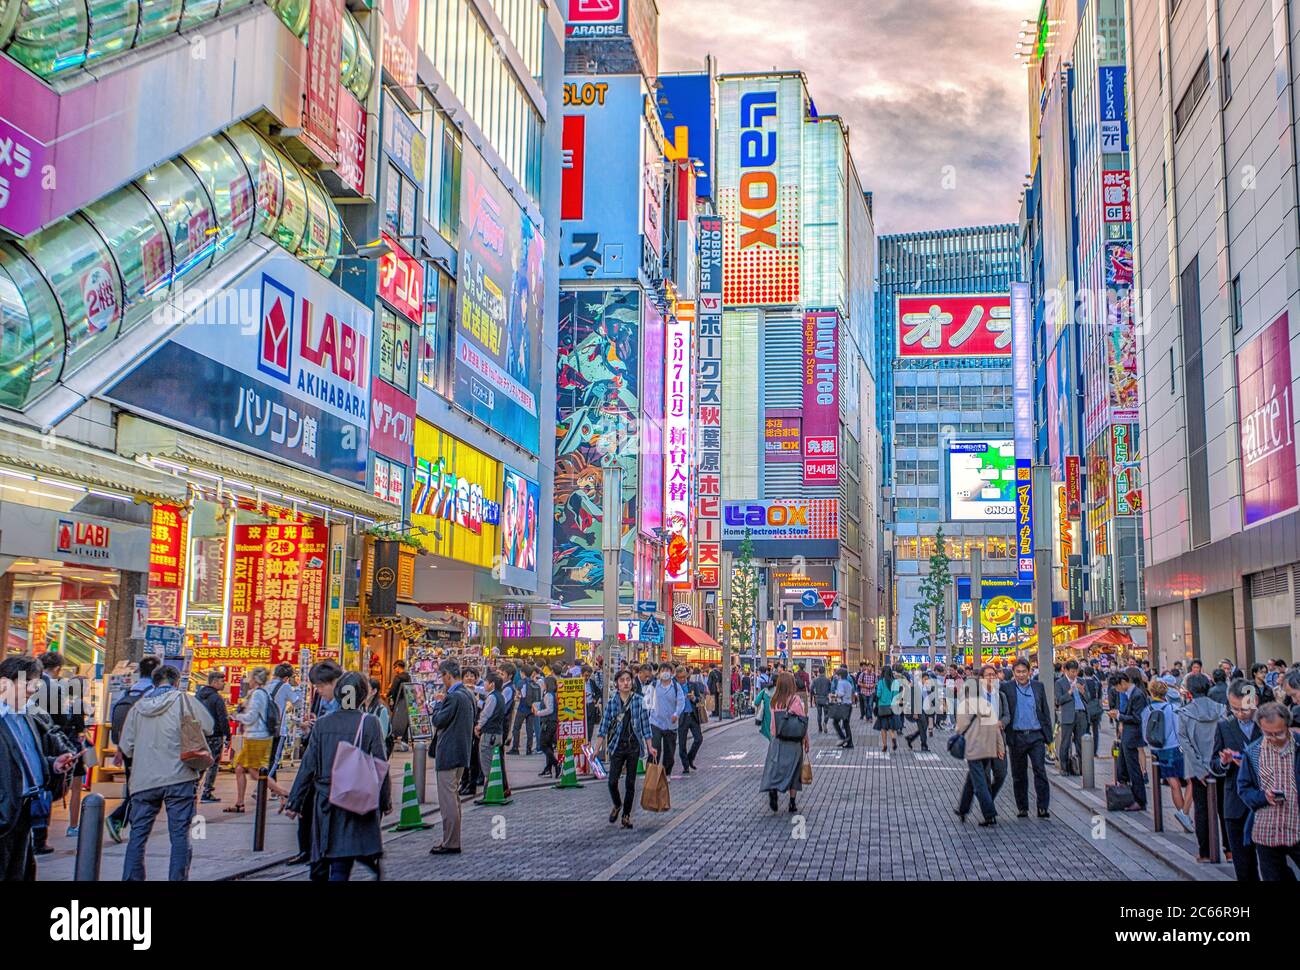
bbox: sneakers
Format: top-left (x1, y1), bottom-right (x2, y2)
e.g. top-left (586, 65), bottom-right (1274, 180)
top-left (200, 794), bottom-right (221, 803)
top-left (105, 816), bottom-right (124, 844)
top-left (1173, 809), bottom-right (1194, 832)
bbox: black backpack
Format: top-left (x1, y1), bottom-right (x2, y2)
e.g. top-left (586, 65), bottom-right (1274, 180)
top-left (258, 682), bottom-right (286, 737)
top-left (110, 690), bottom-right (143, 745)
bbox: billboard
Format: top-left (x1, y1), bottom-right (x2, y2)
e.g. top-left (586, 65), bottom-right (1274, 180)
top-left (1107, 292), bottom-right (1140, 422)
top-left (717, 75), bottom-right (803, 306)
top-left (956, 576), bottom-right (1033, 649)
top-left (304, 0), bottom-right (342, 158)
top-left (565, 0), bottom-right (626, 37)
top-left (561, 75), bottom-right (645, 280)
top-left (765, 620), bottom-right (843, 657)
top-left (801, 309), bottom-right (840, 484)
top-left (1011, 282), bottom-right (1034, 459)
top-left (947, 440), bottom-right (1016, 521)
top-left (229, 520), bottom-right (329, 665)
top-left (896, 293), bottom-right (1012, 359)
top-left (455, 145), bottom-right (545, 452)
top-left (664, 302), bottom-right (694, 585)
top-left (554, 288), bottom-right (640, 606)
top-left (105, 253), bottom-right (371, 486)
top-left (1015, 460), bottom-right (1034, 581)
top-left (771, 563), bottom-right (837, 610)
top-left (658, 73), bottom-right (714, 200)
top-left (764, 410), bottom-right (802, 462)
top-left (640, 299), bottom-right (665, 537)
top-left (380, 0), bottom-right (419, 90)
top-left (695, 213), bottom-right (724, 590)
top-left (500, 466), bottom-right (540, 586)
top-left (411, 421), bottom-right (504, 570)
top-left (721, 499), bottom-right (839, 558)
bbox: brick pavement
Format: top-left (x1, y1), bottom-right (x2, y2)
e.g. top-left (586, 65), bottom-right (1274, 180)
top-left (244, 714), bottom-right (1190, 881)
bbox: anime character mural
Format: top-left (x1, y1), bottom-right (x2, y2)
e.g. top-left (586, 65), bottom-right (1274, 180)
top-left (664, 511), bottom-right (689, 582)
top-left (552, 289), bottom-right (640, 606)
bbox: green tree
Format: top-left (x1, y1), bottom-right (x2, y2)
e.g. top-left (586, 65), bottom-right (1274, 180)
top-left (909, 528), bottom-right (953, 651)
top-left (729, 530), bottom-right (759, 660)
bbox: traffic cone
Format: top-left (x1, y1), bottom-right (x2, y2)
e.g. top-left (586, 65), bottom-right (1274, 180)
top-left (393, 761), bottom-right (431, 831)
top-left (554, 739), bottom-right (583, 789)
top-left (475, 745), bottom-right (512, 805)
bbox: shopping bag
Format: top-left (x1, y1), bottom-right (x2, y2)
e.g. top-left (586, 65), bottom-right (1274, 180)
top-left (640, 761), bottom-right (671, 812)
top-left (800, 760), bottom-right (813, 785)
top-left (179, 697), bottom-right (215, 773)
top-left (582, 743), bottom-right (608, 780)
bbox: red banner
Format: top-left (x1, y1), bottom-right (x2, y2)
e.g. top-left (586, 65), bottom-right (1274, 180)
top-left (897, 294), bottom-right (1012, 359)
top-left (148, 503), bottom-right (186, 625)
top-left (304, 0), bottom-right (343, 158)
top-left (381, 0), bottom-right (420, 90)
top-left (228, 521), bottom-right (329, 666)
top-left (335, 92), bottom-right (368, 196)
top-left (378, 231), bottom-right (424, 324)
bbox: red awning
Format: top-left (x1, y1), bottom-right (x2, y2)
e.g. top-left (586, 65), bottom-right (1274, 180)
top-left (673, 623), bottom-right (721, 649)
top-left (1062, 629), bottom-right (1134, 652)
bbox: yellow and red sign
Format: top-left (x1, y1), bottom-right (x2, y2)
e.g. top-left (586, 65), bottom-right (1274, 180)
top-left (148, 503), bottom-right (187, 624)
top-left (228, 521), bottom-right (329, 666)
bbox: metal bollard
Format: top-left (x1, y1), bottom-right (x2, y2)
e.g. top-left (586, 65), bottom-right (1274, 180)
top-left (74, 793), bottom-right (105, 881)
top-left (1080, 732), bottom-right (1095, 790)
top-left (413, 741), bottom-right (428, 804)
top-left (253, 768), bottom-right (269, 852)
top-left (1150, 759), bottom-right (1163, 832)
top-left (1206, 778), bottom-right (1221, 863)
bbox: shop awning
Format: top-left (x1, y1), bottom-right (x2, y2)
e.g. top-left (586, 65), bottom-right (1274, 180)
top-left (0, 422), bottom-right (189, 504)
top-left (1062, 629), bottom-right (1134, 653)
top-left (116, 415), bottom-right (400, 521)
top-left (673, 623), bottom-right (720, 649)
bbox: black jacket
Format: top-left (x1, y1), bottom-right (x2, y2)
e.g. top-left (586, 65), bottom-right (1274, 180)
top-left (195, 686), bottom-right (231, 740)
top-left (1207, 716), bottom-right (1260, 820)
top-left (0, 710), bottom-right (69, 836)
top-left (1000, 679), bottom-right (1052, 736)
top-left (1114, 687), bottom-right (1148, 746)
top-left (431, 686), bottom-right (475, 771)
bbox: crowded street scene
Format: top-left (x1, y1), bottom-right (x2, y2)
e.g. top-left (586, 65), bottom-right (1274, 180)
top-left (0, 0), bottom-right (1297, 947)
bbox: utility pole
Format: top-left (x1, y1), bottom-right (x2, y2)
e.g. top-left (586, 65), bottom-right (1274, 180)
top-left (970, 547), bottom-right (982, 669)
top-left (1032, 464), bottom-right (1056, 719)
top-left (600, 460), bottom-right (623, 707)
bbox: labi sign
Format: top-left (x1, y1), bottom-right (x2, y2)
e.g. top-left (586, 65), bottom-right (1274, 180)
top-left (56, 518), bottom-right (111, 561)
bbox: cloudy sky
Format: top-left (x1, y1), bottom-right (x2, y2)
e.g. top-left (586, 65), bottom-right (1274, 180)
top-left (658, 0), bottom-right (1037, 237)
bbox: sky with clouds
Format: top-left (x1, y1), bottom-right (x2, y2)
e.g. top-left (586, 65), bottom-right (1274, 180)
top-left (657, 0), bottom-right (1037, 237)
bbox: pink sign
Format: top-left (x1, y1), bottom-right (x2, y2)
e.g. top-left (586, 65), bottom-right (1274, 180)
top-left (1237, 312), bottom-right (1298, 528)
top-left (801, 310), bottom-right (839, 485)
top-left (382, 0), bottom-right (420, 91)
top-left (370, 377), bottom-right (416, 465)
top-left (335, 93), bottom-right (368, 196)
top-left (305, 0), bottom-right (343, 157)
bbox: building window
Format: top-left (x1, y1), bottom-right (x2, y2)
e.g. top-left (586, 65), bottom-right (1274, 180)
top-left (1174, 53), bottom-right (1211, 138)
top-left (438, 125), bottom-right (462, 243)
top-left (384, 164), bottom-right (418, 243)
top-left (1221, 47), bottom-right (1232, 105)
top-left (1180, 257), bottom-right (1211, 548)
top-left (373, 456), bottom-right (406, 508)
top-left (379, 305), bottom-right (414, 394)
top-left (1230, 275), bottom-right (1243, 333)
top-left (419, 267), bottom-right (457, 396)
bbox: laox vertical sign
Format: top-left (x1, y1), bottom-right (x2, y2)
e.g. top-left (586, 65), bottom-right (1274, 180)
top-left (802, 310), bottom-right (839, 485)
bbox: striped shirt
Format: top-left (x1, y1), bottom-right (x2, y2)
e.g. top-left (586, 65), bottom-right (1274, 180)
top-left (1253, 736), bottom-right (1300, 848)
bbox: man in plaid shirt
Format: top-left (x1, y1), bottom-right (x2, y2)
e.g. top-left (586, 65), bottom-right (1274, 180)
top-left (857, 663), bottom-right (878, 721)
top-left (1238, 702), bottom-right (1300, 880)
top-left (593, 670), bottom-right (655, 828)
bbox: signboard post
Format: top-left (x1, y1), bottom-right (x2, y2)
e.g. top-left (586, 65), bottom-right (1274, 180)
top-left (969, 548), bottom-right (982, 669)
top-left (1032, 465), bottom-right (1056, 725)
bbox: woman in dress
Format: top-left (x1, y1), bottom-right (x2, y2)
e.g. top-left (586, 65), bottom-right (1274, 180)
top-left (286, 672), bottom-right (391, 881)
top-left (875, 666), bottom-right (905, 752)
top-left (759, 672), bottom-right (810, 814)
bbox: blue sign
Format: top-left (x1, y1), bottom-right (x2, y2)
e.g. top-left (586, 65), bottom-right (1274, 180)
top-left (636, 599), bottom-right (657, 614)
top-left (1098, 66), bottom-right (1128, 153)
top-left (800, 589), bottom-right (819, 609)
top-left (145, 625), bottom-right (186, 657)
top-left (640, 616), bottom-right (663, 643)
top-left (381, 101), bottom-right (426, 186)
top-left (657, 73), bottom-right (714, 200)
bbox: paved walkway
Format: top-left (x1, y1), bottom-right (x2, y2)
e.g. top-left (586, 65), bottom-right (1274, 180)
top-left (242, 714), bottom-right (1194, 882)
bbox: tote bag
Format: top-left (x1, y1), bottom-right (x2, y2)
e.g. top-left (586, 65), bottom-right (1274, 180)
top-left (179, 696), bottom-right (215, 772)
top-left (329, 715), bottom-right (388, 815)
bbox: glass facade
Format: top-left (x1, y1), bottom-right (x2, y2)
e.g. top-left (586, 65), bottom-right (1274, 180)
top-left (420, 0), bottom-right (542, 201)
top-left (2, 0), bottom-right (372, 100)
top-left (0, 122), bottom-right (342, 410)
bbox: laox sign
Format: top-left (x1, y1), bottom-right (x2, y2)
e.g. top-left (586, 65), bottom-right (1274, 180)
top-left (738, 91), bottom-right (778, 249)
top-left (725, 503), bottom-right (807, 527)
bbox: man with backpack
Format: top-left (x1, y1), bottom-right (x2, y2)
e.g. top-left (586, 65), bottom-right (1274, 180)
top-left (226, 667), bottom-right (289, 814)
top-left (106, 656), bottom-right (160, 843)
top-left (195, 670), bottom-right (231, 803)
top-left (645, 663), bottom-right (686, 776)
top-left (264, 663), bottom-right (298, 782)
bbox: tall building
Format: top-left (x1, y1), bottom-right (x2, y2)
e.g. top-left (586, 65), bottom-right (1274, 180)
top-left (876, 226), bottom-right (1020, 656)
top-left (716, 72), bottom-right (879, 669)
top-left (0, 0), bottom-right (565, 680)
top-left (1128, 0), bottom-right (1300, 669)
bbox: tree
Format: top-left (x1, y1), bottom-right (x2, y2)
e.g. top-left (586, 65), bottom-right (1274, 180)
top-left (729, 530), bottom-right (759, 662)
top-left (909, 528), bottom-right (953, 653)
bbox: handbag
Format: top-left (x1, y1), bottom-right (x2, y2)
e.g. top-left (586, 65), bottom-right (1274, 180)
top-left (329, 715), bottom-right (388, 815)
top-left (774, 709), bottom-right (809, 742)
top-left (1105, 783), bottom-right (1136, 812)
top-left (640, 760), bottom-right (671, 812)
top-left (800, 760), bottom-right (813, 785)
top-left (946, 711), bottom-right (979, 760)
top-left (827, 702), bottom-right (852, 721)
top-left (180, 696), bottom-right (215, 773)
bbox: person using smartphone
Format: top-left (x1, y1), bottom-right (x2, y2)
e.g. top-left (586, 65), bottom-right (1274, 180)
top-left (1235, 702), bottom-right (1300, 881)
top-left (1209, 680), bottom-right (1261, 881)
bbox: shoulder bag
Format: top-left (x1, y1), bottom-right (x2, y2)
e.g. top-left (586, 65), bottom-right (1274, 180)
top-left (180, 695), bottom-right (215, 772)
top-left (774, 707), bottom-right (808, 742)
top-left (946, 705), bottom-right (980, 760)
top-left (329, 714), bottom-right (388, 815)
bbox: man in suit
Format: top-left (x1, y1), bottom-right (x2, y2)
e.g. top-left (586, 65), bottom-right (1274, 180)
top-left (1, 656), bottom-right (77, 881)
top-left (1054, 661), bottom-right (1087, 776)
top-left (1000, 659), bottom-right (1053, 818)
top-left (1208, 679), bottom-right (1261, 881)
top-left (1108, 669), bottom-right (1148, 811)
top-left (429, 659), bottom-right (475, 856)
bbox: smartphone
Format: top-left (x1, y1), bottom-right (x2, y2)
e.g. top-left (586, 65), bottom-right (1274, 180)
top-left (1271, 790), bottom-right (1286, 802)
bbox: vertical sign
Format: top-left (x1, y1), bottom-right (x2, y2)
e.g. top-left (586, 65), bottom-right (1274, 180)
top-left (664, 301), bottom-right (694, 585)
top-left (148, 503), bottom-right (186, 625)
top-left (381, 0), bottom-right (420, 90)
top-left (229, 521), bottom-right (329, 665)
top-left (1237, 312), bottom-right (1298, 528)
top-left (326, 523), bottom-right (346, 649)
top-left (1016, 461), bottom-right (1034, 582)
top-left (1065, 455), bottom-right (1082, 520)
top-left (801, 310), bottom-right (840, 485)
top-left (695, 214), bottom-right (723, 590)
top-left (304, 0), bottom-right (343, 157)
top-left (1011, 281), bottom-right (1034, 583)
top-left (1098, 65), bottom-right (1128, 153)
